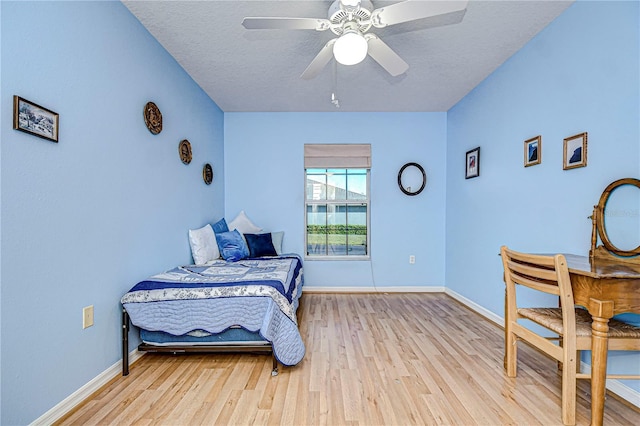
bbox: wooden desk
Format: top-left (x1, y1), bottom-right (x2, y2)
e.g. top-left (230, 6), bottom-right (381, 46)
top-left (563, 254), bottom-right (640, 426)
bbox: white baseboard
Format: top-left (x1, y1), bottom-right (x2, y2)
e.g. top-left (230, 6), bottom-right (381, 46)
top-left (579, 361), bottom-right (640, 409)
top-left (444, 287), bottom-right (504, 327)
top-left (30, 349), bottom-right (145, 426)
top-left (606, 378), bottom-right (640, 408)
top-left (444, 288), bottom-right (640, 409)
top-left (302, 285), bottom-right (446, 293)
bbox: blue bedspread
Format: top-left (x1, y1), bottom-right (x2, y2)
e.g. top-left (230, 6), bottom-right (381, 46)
top-left (121, 255), bottom-right (305, 366)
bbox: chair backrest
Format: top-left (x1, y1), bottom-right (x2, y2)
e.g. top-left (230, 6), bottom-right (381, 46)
top-left (500, 246), bottom-right (577, 337)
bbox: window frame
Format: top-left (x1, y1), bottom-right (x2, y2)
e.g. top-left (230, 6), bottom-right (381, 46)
top-left (304, 168), bottom-right (371, 261)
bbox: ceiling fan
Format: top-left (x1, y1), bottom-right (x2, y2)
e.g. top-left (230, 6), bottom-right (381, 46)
top-left (242, 0), bottom-right (469, 79)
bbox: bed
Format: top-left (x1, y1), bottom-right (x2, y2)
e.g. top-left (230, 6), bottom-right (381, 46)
top-left (121, 254), bottom-right (304, 376)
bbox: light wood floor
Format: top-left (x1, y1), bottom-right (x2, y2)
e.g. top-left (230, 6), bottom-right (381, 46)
top-left (57, 293), bottom-right (639, 425)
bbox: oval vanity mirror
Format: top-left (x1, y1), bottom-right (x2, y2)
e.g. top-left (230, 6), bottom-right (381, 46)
top-left (595, 178), bottom-right (640, 256)
top-left (398, 163), bottom-right (426, 196)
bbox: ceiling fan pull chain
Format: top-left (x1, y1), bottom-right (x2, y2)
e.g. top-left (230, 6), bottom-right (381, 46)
top-left (331, 61), bottom-right (340, 108)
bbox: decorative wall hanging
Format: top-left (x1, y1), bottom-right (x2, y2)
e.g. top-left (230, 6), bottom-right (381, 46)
top-left (398, 162), bottom-right (426, 196)
top-left (13, 96), bottom-right (59, 142)
top-left (202, 163), bottom-right (213, 185)
top-left (563, 132), bottom-right (587, 170)
top-left (465, 147), bottom-right (480, 179)
top-left (524, 136), bottom-right (541, 167)
top-left (178, 139), bottom-right (192, 164)
top-left (143, 101), bottom-right (162, 134)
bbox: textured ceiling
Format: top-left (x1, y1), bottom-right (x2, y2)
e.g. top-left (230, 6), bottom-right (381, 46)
top-left (123, 0), bottom-right (573, 112)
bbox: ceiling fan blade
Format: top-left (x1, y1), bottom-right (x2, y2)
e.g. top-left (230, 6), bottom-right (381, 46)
top-left (301, 39), bottom-right (337, 80)
top-left (372, 0), bottom-right (468, 28)
top-left (242, 17), bottom-right (331, 31)
top-left (365, 34), bottom-right (408, 77)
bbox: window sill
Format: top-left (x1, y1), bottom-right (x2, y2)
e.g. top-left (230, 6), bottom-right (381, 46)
top-left (304, 255), bottom-right (370, 261)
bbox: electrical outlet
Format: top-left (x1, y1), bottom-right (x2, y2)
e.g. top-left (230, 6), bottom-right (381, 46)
top-left (409, 255), bottom-right (416, 264)
top-left (83, 305), bottom-right (94, 329)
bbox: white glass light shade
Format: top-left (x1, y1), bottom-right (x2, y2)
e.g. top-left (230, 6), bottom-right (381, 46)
top-left (333, 31), bottom-right (368, 66)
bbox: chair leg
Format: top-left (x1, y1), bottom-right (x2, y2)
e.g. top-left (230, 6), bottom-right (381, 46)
top-left (560, 352), bottom-right (577, 425)
top-left (506, 325), bottom-right (517, 377)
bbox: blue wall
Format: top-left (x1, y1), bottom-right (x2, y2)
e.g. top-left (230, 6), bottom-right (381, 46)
top-left (446, 0), bottom-right (639, 391)
top-left (0, 1), bottom-right (224, 423)
top-left (224, 112), bottom-right (447, 289)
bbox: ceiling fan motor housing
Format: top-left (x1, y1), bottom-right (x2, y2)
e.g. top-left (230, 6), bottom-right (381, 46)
top-left (328, 0), bottom-right (373, 35)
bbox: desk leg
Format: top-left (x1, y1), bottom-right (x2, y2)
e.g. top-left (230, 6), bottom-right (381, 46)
top-left (588, 299), bottom-right (613, 426)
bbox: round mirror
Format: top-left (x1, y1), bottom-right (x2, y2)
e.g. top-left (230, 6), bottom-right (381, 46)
top-left (596, 178), bottom-right (640, 256)
top-left (398, 163), bottom-right (426, 196)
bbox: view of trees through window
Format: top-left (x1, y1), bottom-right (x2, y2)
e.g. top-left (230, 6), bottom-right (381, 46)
top-left (305, 168), bottom-right (369, 257)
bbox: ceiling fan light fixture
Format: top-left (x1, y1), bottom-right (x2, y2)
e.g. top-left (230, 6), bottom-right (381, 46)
top-left (333, 30), bottom-right (368, 65)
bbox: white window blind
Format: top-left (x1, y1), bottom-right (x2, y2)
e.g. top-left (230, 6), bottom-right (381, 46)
top-left (304, 144), bottom-right (371, 169)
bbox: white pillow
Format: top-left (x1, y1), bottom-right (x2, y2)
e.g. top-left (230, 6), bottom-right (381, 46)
top-left (228, 210), bottom-right (262, 234)
top-left (188, 224), bottom-right (219, 264)
top-left (271, 231), bottom-right (284, 255)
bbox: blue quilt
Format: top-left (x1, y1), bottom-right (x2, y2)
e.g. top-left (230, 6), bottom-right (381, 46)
top-left (121, 255), bottom-right (305, 366)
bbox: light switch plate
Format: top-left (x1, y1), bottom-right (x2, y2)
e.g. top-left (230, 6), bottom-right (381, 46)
top-left (83, 305), bottom-right (94, 329)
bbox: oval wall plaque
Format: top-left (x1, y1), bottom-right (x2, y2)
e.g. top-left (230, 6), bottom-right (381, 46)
top-left (143, 101), bottom-right (162, 135)
top-left (179, 139), bottom-right (192, 164)
top-left (203, 163), bottom-right (213, 185)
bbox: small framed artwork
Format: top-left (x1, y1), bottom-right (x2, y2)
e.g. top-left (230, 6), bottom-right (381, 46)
top-left (465, 147), bottom-right (480, 179)
top-left (524, 135), bottom-right (541, 167)
top-left (13, 96), bottom-right (59, 142)
top-left (563, 132), bottom-right (587, 170)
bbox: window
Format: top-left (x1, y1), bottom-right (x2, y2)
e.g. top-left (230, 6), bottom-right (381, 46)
top-left (304, 144), bottom-right (371, 259)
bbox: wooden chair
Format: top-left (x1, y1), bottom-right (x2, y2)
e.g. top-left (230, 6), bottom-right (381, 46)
top-left (500, 246), bottom-right (640, 425)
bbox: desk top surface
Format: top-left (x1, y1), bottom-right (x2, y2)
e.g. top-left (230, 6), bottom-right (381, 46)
top-left (564, 253), bottom-right (640, 279)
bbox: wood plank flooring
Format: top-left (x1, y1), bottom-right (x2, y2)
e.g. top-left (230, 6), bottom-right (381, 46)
top-left (57, 293), bottom-right (640, 425)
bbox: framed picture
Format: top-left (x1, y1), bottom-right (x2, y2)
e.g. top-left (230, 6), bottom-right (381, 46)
top-left (13, 96), bottom-right (59, 142)
top-left (465, 147), bottom-right (480, 179)
top-left (563, 132), bottom-right (588, 170)
top-left (524, 135), bottom-right (541, 167)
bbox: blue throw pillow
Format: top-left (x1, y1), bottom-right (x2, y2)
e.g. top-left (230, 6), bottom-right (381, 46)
top-left (244, 233), bottom-right (277, 258)
top-left (215, 230), bottom-right (249, 262)
top-left (211, 217), bottom-right (229, 234)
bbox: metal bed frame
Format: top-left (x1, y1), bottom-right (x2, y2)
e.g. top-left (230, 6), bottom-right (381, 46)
top-left (121, 308), bottom-right (278, 377)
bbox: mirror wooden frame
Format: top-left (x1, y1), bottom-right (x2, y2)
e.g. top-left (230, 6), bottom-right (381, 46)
top-left (590, 177), bottom-right (640, 258)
